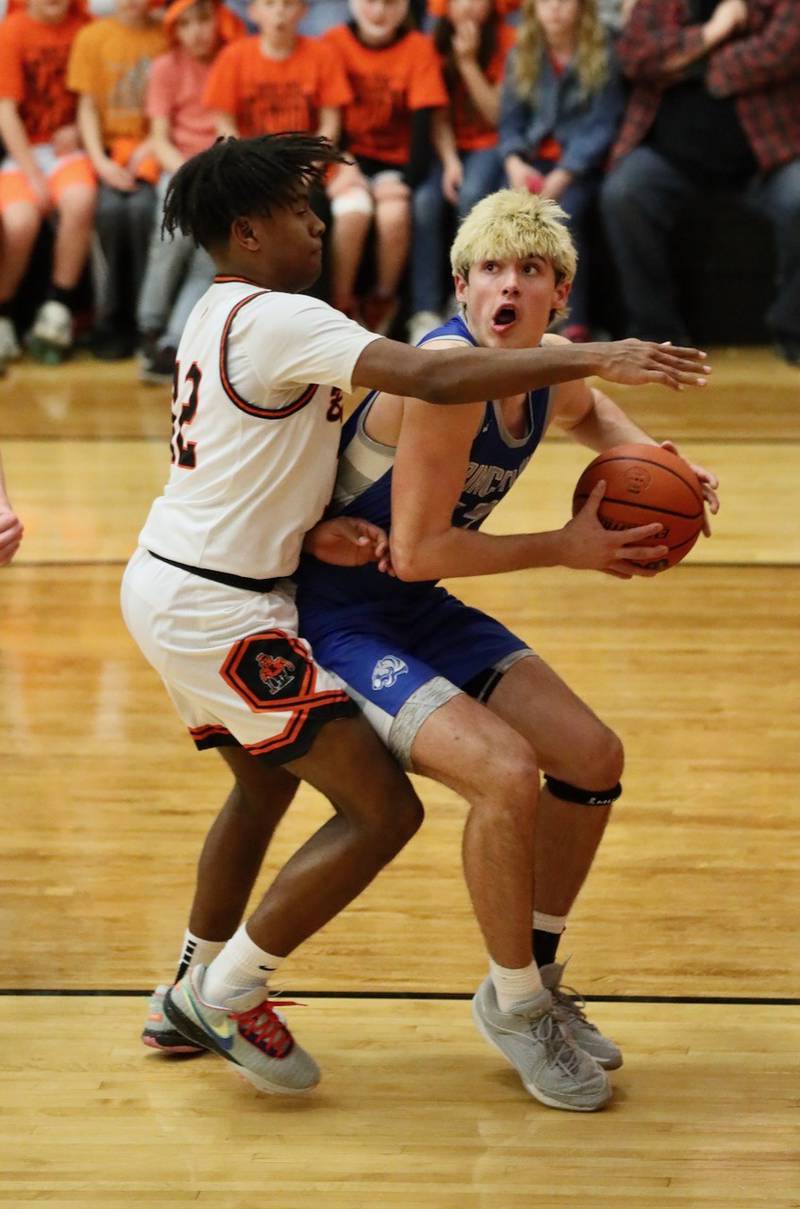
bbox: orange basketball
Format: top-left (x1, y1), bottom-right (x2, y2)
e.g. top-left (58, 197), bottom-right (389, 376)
top-left (572, 443), bottom-right (704, 570)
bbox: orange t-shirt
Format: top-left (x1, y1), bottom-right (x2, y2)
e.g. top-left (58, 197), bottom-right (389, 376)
top-left (0, 9), bottom-right (90, 144)
top-left (66, 17), bottom-right (167, 142)
top-left (203, 35), bottom-right (352, 137)
top-left (449, 23), bottom-right (515, 152)
top-left (324, 25), bottom-right (448, 166)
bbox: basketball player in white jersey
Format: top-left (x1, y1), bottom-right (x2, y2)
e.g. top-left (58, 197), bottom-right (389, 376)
top-left (123, 133), bottom-right (711, 1099)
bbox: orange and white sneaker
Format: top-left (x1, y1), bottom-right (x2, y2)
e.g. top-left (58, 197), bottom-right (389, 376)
top-left (164, 965), bottom-right (320, 1095)
top-left (141, 984), bottom-right (207, 1055)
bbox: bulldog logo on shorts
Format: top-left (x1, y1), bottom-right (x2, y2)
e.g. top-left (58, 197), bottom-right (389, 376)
top-left (371, 655), bottom-right (408, 691)
top-left (256, 653), bottom-right (296, 696)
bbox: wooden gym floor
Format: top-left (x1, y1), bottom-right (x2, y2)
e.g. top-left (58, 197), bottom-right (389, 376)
top-left (1, 348), bottom-right (799, 1207)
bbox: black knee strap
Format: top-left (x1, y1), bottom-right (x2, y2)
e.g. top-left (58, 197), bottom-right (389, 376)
top-left (545, 776), bottom-right (622, 806)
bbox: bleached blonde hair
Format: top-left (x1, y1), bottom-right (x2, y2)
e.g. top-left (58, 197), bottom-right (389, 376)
top-left (514, 0), bottom-right (609, 99)
top-left (450, 189), bottom-right (577, 319)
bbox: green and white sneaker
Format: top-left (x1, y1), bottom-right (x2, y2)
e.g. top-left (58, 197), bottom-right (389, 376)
top-left (164, 965), bottom-right (320, 1095)
top-left (472, 977), bottom-right (611, 1112)
top-left (141, 985), bottom-right (207, 1055)
top-left (540, 961), bottom-right (623, 1070)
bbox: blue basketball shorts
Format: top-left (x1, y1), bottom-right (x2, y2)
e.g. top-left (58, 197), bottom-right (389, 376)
top-left (298, 585), bottom-right (533, 766)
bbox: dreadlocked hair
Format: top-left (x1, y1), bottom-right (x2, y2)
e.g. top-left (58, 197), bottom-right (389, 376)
top-left (162, 133), bottom-right (348, 249)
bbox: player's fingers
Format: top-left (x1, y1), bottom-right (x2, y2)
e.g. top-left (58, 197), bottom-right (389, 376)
top-left (610, 559), bottom-right (661, 578)
top-left (581, 480), bottom-right (606, 516)
top-left (657, 342), bottom-right (709, 366)
top-left (619, 521), bottom-right (665, 543)
top-left (603, 568), bottom-right (633, 580)
top-left (615, 544), bottom-right (668, 562)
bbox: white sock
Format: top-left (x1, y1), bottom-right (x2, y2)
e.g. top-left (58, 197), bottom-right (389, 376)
top-left (533, 911), bottom-right (567, 935)
top-left (489, 958), bottom-right (543, 1013)
top-left (174, 929), bottom-right (226, 982)
top-left (201, 923), bottom-right (284, 1006)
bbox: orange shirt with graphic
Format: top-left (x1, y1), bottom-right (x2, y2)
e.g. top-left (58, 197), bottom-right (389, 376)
top-left (449, 22), bottom-right (515, 152)
top-left (203, 35), bottom-right (352, 137)
top-left (66, 17), bottom-right (167, 142)
top-left (324, 25), bottom-right (448, 166)
top-left (0, 9), bottom-right (90, 145)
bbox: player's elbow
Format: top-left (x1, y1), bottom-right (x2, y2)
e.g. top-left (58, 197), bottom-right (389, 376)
top-left (390, 539), bottom-right (431, 582)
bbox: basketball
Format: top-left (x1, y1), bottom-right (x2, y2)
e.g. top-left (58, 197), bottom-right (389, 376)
top-left (572, 443), bottom-right (704, 570)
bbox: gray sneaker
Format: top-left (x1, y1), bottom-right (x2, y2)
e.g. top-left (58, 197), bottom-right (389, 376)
top-left (164, 965), bottom-right (320, 1095)
top-left (472, 977), bottom-right (611, 1111)
top-left (540, 961), bottom-right (623, 1070)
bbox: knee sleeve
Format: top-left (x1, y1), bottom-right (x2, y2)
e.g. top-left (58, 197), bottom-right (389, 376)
top-left (330, 188), bottom-right (374, 218)
top-left (544, 775), bottom-right (622, 806)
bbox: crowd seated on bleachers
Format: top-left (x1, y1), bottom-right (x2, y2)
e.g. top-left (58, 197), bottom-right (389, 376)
top-left (0, 0), bottom-right (798, 377)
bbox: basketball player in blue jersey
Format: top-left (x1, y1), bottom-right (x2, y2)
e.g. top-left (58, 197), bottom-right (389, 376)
top-left (293, 190), bottom-right (721, 1111)
top-left (137, 136), bottom-right (715, 1108)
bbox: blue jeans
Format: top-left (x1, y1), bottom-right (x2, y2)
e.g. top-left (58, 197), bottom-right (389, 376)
top-left (411, 147), bottom-right (504, 314)
top-left (601, 145), bottom-right (800, 342)
top-left (137, 174), bottom-right (215, 348)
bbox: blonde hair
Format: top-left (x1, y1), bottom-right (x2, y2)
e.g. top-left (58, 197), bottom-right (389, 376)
top-left (450, 189), bottom-right (577, 318)
top-left (514, 0), bottom-right (608, 99)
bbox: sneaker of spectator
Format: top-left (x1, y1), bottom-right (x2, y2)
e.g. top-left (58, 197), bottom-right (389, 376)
top-left (140, 343), bottom-right (178, 384)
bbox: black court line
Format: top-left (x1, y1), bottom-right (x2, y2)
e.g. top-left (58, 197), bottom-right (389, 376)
top-left (1, 989), bottom-right (798, 1006)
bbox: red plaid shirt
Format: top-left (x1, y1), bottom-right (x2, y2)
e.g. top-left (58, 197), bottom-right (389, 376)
top-left (610, 0), bottom-right (800, 172)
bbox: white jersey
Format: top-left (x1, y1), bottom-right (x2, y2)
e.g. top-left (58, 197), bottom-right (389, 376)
top-left (139, 276), bottom-right (380, 580)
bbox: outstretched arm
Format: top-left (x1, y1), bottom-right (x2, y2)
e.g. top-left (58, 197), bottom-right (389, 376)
top-left (352, 334), bottom-right (709, 405)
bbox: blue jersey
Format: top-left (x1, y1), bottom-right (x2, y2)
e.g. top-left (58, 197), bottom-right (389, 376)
top-left (295, 314), bottom-right (552, 610)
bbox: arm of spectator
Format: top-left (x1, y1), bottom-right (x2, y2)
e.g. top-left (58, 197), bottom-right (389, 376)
top-left (0, 452), bottom-right (24, 568)
top-left (557, 55), bottom-right (627, 176)
top-left (150, 115), bottom-right (185, 175)
top-left (0, 99), bottom-right (48, 207)
top-left (431, 108), bottom-right (462, 204)
top-left (706, 0), bottom-right (800, 96)
top-left (617, 0), bottom-right (711, 81)
top-left (213, 110), bottom-right (238, 138)
top-left (316, 106), bottom-right (341, 147)
top-left (453, 19), bottom-right (502, 127)
top-left (77, 94), bottom-right (135, 191)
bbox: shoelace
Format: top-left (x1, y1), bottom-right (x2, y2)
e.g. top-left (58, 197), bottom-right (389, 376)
top-left (529, 1009), bottom-right (585, 1076)
top-left (552, 983), bottom-right (600, 1034)
top-left (233, 996), bottom-right (300, 1059)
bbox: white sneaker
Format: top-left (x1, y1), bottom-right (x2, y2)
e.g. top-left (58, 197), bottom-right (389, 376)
top-left (0, 316), bottom-right (22, 369)
top-left (407, 310), bottom-right (442, 346)
top-left (29, 300), bottom-right (73, 363)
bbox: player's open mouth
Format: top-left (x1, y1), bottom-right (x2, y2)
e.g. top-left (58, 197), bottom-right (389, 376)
top-left (491, 304), bottom-right (518, 331)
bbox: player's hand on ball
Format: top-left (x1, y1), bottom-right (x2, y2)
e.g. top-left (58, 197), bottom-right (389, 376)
top-left (591, 339), bottom-right (711, 391)
top-left (560, 481), bottom-right (668, 577)
top-left (302, 517), bottom-right (391, 569)
top-left (660, 439), bottom-right (719, 536)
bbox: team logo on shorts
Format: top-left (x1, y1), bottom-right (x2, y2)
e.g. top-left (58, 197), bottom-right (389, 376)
top-left (256, 653), bottom-right (296, 696)
top-left (371, 655), bottom-right (408, 691)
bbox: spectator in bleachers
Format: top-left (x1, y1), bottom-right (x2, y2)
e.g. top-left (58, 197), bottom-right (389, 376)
top-left (298, 0), bottom-right (348, 34)
top-left (499, 0), bottom-right (624, 341)
top-left (203, 0), bottom-right (350, 142)
top-left (601, 0), bottom-right (800, 365)
top-left (137, 0), bottom-right (243, 383)
top-left (407, 0), bottom-right (515, 344)
top-left (0, 0), bottom-right (95, 369)
top-left (323, 0), bottom-right (448, 333)
top-left (67, 0), bottom-right (167, 359)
